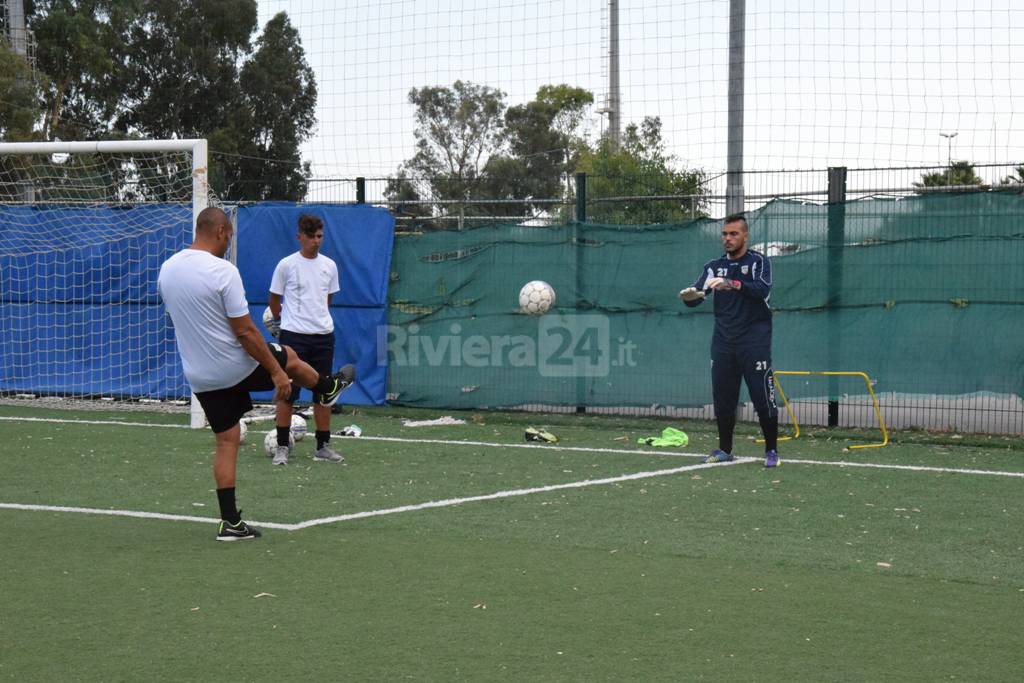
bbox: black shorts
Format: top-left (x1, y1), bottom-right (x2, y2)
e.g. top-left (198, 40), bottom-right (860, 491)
top-left (279, 329), bottom-right (335, 403)
top-left (194, 342), bottom-right (289, 434)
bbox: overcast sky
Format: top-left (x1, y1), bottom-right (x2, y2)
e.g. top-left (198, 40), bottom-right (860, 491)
top-left (258, 0), bottom-right (1024, 200)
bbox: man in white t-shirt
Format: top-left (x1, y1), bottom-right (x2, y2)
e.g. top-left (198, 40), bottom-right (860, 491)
top-left (266, 214), bottom-right (346, 465)
top-left (157, 207), bottom-right (354, 541)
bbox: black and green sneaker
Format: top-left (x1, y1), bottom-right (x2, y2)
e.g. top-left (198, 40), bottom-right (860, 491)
top-left (216, 518), bottom-right (262, 542)
top-left (317, 364), bottom-right (356, 407)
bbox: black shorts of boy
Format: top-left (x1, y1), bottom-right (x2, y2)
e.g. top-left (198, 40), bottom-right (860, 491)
top-left (194, 342), bottom-right (289, 433)
top-left (278, 330), bottom-right (335, 403)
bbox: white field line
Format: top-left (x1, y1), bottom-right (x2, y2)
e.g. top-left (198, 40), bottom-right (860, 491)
top-left (4, 414), bottom-right (1024, 476)
top-left (290, 458), bottom-right (752, 530)
top-left (2, 415), bottom-right (1023, 533)
top-left (0, 415), bottom-right (188, 429)
top-left (359, 435), bottom-right (707, 459)
top-left (783, 458), bottom-right (1024, 478)
top-left (0, 502), bottom-right (294, 530)
top-left (0, 460), bottom-right (750, 532)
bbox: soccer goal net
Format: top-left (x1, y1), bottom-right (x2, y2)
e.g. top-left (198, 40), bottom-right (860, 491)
top-left (0, 140), bottom-right (210, 424)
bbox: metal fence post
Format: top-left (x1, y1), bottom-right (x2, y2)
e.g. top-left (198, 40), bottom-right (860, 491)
top-left (826, 166), bottom-right (847, 427)
top-left (356, 177), bottom-right (366, 204)
top-left (574, 172), bottom-right (587, 413)
top-left (575, 172), bottom-right (587, 222)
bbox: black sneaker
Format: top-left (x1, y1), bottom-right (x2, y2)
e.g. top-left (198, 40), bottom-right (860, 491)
top-left (216, 517), bottom-right (262, 542)
top-left (317, 364), bottom-right (356, 407)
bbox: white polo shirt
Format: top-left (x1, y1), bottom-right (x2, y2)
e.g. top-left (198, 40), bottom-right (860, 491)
top-left (269, 252), bottom-right (340, 335)
top-left (157, 249), bottom-right (258, 392)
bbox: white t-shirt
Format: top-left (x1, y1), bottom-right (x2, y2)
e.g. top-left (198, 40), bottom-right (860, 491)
top-left (269, 252), bottom-right (340, 335)
top-left (157, 249), bottom-right (259, 392)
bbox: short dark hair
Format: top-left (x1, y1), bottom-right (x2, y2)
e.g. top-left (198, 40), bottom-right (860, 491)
top-left (724, 213), bottom-right (748, 231)
top-left (298, 214), bottom-right (324, 236)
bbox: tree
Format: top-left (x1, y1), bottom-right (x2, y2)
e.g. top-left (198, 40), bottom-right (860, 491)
top-left (29, 0), bottom-right (137, 140)
top-left (0, 38), bottom-right (41, 140)
top-left (1000, 165), bottom-right (1024, 185)
top-left (574, 116), bottom-right (708, 224)
top-left (115, 0), bottom-right (257, 139)
top-left (478, 84), bottom-right (593, 215)
top-left (0, 38), bottom-right (45, 201)
top-left (220, 12), bottom-right (317, 201)
top-left (915, 161), bottom-right (984, 191)
top-left (399, 80), bottom-right (506, 206)
top-left (388, 82), bottom-right (595, 223)
top-left (389, 84), bottom-right (708, 226)
top-left (26, 1), bottom-right (317, 201)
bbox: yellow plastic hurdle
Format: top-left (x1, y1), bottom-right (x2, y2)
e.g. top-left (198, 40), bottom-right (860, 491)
top-left (763, 371), bottom-right (889, 449)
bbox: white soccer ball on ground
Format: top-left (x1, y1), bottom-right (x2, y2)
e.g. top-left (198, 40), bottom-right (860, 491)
top-left (519, 280), bottom-right (556, 315)
top-left (263, 429), bottom-right (295, 457)
top-left (262, 307), bottom-right (281, 338)
top-left (239, 420), bottom-right (248, 444)
top-left (290, 414), bottom-right (307, 442)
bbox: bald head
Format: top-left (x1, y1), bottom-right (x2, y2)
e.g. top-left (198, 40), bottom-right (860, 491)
top-left (192, 207), bottom-right (233, 257)
top-left (196, 207), bottom-right (230, 236)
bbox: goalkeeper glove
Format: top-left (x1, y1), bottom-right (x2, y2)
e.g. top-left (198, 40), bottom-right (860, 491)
top-left (678, 287), bottom-right (705, 303)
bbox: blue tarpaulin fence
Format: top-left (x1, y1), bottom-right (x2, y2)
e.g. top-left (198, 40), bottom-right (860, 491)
top-left (0, 203), bottom-right (394, 405)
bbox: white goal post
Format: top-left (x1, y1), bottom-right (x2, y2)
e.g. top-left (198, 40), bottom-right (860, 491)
top-left (0, 139), bottom-right (210, 427)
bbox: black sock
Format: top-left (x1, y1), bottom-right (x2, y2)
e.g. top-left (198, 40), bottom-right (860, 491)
top-left (759, 413), bottom-right (779, 452)
top-left (277, 426), bottom-right (291, 447)
top-left (216, 487), bottom-right (240, 524)
top-left (313, 374), bottom-right (334, 394)
top-left (716, 413), bottom-right (737, 454)
top-left (316, 430), bottom-right (330, 450)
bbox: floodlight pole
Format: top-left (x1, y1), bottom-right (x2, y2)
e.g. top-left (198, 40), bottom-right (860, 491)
top-left (940, 132), bottom-right (957, 185)
top-left (607, 0), bottom-right (621, 150)
top-left (725, 0), bottom-right (746, 216)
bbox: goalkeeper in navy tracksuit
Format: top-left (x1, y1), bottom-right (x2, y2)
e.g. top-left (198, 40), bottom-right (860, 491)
top-left (679, 214), bottom-right (780, 467)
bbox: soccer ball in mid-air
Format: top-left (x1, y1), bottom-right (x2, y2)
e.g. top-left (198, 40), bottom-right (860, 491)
top-left (263, 429), bottom-right (295, 456)
top-left (519, 280), bottom-right (556, 315)
top-left (290, 414), bottom-right (307, 442)
top-left (262, 307), bottom-right (281, 337)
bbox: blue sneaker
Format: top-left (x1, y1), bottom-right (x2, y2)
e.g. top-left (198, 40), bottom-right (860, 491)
top-left (764, 450), bottom-right (780, 468)
top-left (703, 449), bottom-right (735, 464)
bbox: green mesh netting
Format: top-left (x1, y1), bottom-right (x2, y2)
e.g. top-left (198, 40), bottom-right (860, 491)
top-left (386, 191), bottom-right (1024, 410)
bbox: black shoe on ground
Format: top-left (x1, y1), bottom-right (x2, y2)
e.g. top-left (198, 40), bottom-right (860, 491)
top-left (216, 517), bottom-right (262, 542)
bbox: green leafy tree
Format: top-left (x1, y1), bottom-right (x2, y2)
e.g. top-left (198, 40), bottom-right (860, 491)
top-left (29, 0), bottom-right (137, 139)
top-left (397, 80), bottom-right (506, 208)
top-left (389, 82), bottom-right (595, 224)
top-left (115, 0), bottom-right (256, 139)
top-left (220, 12), bottom-right (317, 200)
top-left (0, 38), bottom-right (45, 201)
top-left (479, 84), bottom-right (593, 215)
top-left (26, 1), bottom-right (316, 201)
top-left (1000, 164), bottom-right (1024, 185)
top-left (915, 160), bottom-right (984, 191)
top-left (574, 116), bottom-right (708, 224)
top-left (0, 38), bottom-right (41, 140)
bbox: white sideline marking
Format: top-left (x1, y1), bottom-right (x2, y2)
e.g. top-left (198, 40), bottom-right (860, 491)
top-left (783, 458), bottom-right (1024, 478)
top-left (0, 460), bottom-right (749, 532)
top-left (0, 415), bottom-right (188, 429)
top-left (3, 414), bottom-right (1024, 477)
top-left (2, 415), bottom-right (1023, 533)
top-left (289, 458), bottom-right (752, 530)
top-left (0, 502), bottom-right (294, 530)
top-left (359, 435), bottom-right (707, 459)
